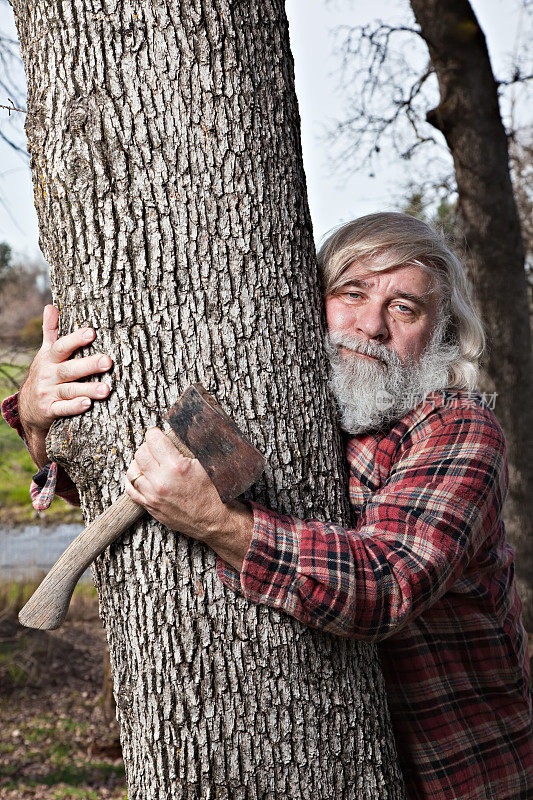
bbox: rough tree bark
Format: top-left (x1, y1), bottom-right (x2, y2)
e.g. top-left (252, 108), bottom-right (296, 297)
top-left (12, 1), bottom-right (405, 797)
top-left (409, 0), bottom-right (533, 630)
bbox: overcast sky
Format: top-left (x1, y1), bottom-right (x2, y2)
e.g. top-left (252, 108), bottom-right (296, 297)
top-left (0, 0), bottom-right (529, 259)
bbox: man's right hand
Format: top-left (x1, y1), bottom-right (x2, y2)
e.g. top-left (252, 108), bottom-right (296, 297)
top-left (18, 305), bottom-right (113, 467)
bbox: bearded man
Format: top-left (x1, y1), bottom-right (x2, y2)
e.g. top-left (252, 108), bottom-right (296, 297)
top-left (3, 213), bottom-right (532, 799)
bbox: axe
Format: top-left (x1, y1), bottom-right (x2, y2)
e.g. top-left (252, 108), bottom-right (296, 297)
top-left (18, 384), bottom-right (265, 631)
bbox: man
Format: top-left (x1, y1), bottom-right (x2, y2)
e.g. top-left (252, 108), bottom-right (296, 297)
top-left (3, 213), bottom-right (532, 798)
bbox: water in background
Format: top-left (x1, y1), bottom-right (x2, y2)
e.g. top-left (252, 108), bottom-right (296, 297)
top-left (0, 524), bottom-right (92, 581)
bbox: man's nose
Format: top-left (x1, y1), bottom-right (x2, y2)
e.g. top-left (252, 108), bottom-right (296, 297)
top-left (354, 303), bottom-right (389, 342)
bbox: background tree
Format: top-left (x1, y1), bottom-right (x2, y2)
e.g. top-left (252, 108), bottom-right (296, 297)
top-left (330, 0), bottom-right (533, 629)
top-left (11, 1), bottom-right (405, 798)
top-left (0, 240), bottom-right (12, 284)
top-left (0, 246), bottom-right (50, 389)
top-left (401, 191), bottom-right (458, 241)
top-left (0, 252), bottom-right (50, 343)
top-left (509, 131), bottom-right (533, 317)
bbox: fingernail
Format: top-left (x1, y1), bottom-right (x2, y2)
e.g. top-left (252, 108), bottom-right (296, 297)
top-left (97, 384), bottom-right (109, 397)
top-left (99, 356), bottom-right (111, 369)
top-left (81, 399), bottom-right (91, 408)
top-left (83, 329), bottom-right (94, 341)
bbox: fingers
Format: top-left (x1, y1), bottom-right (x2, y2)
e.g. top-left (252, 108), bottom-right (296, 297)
top-left (41, 305), bottom-right (59, 347)
top-left (135, 439), bottom-right (161, 474)
top-left (145, 427), bottom-right (191, 469)
top-left (55, 354), bottom-right (112, 382)
top-left (19, 308), bottom-right (114, 433)
top-left (125, 460), bottom-right (142, 485)
top-left (125, 461), bottom-right (149, 505)
top-left (42, 310), bottom-right (113, 381)
top-left (49, 396), bottom-right (94, 418)
top-left (124, 475), bottom-right (146, 506)
top-left (127, 430), bottom-right (189, 491)
top-left (48, 326), bottom-right (97, 363)
top-left (55, 381), bottom-right (110, 401)
top-left (48, 376), bottom-right (111, 419)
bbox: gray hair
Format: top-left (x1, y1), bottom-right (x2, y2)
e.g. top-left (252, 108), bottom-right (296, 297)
top-left (317, 212), bottom-right (484, 391)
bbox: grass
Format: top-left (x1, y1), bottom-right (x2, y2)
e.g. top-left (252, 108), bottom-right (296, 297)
top-left (0, 576), bottom-right (99, 628)
top-left (0, 361), bottom-right (83, 525)
top-left (0, 704), bottom-right (127, 797)
top-left (40, 761), bottom-right (125, 787)
top-left (0, 575), bottom-right (46, 621)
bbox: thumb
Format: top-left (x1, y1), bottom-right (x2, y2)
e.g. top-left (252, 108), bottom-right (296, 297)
top-left (41, 304), bottom-right (59, 347)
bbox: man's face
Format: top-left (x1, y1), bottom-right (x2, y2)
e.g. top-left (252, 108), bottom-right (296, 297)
top-left (323, 262), bottom-right (455, 435)
top-left (325, 263), bottom-right (440, 364)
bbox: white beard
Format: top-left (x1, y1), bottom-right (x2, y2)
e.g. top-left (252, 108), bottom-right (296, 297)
top-left (324, 318), bottom-right (460, 435)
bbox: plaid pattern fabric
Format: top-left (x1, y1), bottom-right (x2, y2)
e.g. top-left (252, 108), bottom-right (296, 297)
top-left (1, 393), bottom-right (80, 509)
top-left (218, 391), bottom-right (533, 799)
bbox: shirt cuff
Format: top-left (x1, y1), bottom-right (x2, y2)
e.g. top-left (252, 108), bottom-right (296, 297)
top-left (30, 463), bottom-right (60, 510)
top-left (1, 391), bottom-right (27, 443)
top-left (216, 500), bottom-right (301, 617)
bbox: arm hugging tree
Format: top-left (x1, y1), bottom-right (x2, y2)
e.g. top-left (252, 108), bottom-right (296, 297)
top-left (11, 1), bottom-right (404, 797)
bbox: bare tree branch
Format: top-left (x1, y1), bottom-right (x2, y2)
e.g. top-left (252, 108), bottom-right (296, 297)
top-left (326, 2), bottom-right (532, 221)
top-left (0, 97), bottom-right (25, 113)
top-left (0, 0), bottom-right (28, 162)
top-left (324, 18), bottom-right (448, 183)
top-left (497, 73), bottom-right (533, 86)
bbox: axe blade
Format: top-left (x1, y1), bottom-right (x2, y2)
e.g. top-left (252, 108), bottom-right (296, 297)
top-left (167, 384), bottom-right (265, 503)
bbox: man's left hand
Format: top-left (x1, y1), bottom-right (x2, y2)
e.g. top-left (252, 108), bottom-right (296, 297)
top-left (124, 427), bottom-right (229, 541)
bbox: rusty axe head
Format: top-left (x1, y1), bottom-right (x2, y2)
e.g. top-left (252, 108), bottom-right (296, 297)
top-left (167, 384), bottom-right (265, 503)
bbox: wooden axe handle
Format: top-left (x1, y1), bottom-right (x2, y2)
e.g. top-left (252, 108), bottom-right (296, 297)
top-left (18, 429), bottom-right (194, 630)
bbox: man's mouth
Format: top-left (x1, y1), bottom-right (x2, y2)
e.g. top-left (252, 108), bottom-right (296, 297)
top-left (338, 345), bottom-right (383, 364)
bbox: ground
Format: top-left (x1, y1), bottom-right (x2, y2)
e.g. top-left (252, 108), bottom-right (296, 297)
top-left (0, 606), bottom-right (127, 800)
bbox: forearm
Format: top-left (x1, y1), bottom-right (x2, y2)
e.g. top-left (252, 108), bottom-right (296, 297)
top-left (204, 500), bottom-right (254, 572)
top-left (232, 504), bottom-right (365, 638)
top-left (218, 499), bottom-right (476, 642)
top-left (18, 382), bottom-right (50, 469)
top-left (220, 412), bottom-right (504, 641)
top-left (22, 425), bottom-right (50, 470)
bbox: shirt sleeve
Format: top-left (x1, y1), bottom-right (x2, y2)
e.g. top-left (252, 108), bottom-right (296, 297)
top-left (1, 392), bottom-right (80, 509)
top-left (217, 409), bottom-right (508, 642)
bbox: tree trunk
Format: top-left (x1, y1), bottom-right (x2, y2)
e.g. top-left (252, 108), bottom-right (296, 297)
top-left (12, 1), bottom-right (404, 797)
top-left (410, 0), bottom-right (533, 629)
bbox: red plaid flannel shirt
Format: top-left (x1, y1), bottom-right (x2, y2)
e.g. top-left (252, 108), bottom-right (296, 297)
top-left (3, 390), bottom-right (532, 798)
top-left (218, 391), bottom-right (532, 799)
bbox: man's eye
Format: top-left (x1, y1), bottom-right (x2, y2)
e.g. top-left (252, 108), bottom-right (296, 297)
top-left (345, 291), bottom-right (361, 300)
top-left (394, 304), bottom-right (414, 315)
